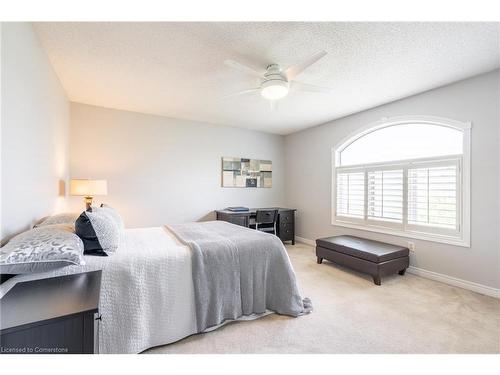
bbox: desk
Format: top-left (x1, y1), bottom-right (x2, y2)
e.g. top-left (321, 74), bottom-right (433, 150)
top-left (215, 208), bottom-right (296, 245)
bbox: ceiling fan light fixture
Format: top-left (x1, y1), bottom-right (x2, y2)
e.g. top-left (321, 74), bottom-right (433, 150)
top-left (225, 51), bottom-right (329, 101)
top-left (260, 80), bottom-right (289, 100)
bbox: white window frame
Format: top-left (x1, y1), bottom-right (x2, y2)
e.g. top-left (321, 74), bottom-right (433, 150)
top-left (331, 116), bottom-right (471, 247)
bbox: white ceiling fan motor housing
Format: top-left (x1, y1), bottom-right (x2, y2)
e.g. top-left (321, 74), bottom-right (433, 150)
top-left (260, 64), bottom-right (289, 100)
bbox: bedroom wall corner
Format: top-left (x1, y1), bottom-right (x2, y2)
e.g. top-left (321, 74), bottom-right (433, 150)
top-left (1, 22), bottom-right (70, 242)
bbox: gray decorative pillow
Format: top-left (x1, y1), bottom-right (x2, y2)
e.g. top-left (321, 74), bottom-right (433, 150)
top-left (94, 204), bottom-right (124, 230)
top-left (35, 212), bottom-right (80, 228)
top-left (75, 209), bottom-right (120, 256)
top-left (0, 224), bottom-right (85, 274)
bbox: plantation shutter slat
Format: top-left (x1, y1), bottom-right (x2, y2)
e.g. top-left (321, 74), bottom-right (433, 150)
top-left (336, 171), bottom-right (365, 218)
top-left (367, 170), bottom-right (403, 222)
top-left (408, 165), bottom-right (458, 229)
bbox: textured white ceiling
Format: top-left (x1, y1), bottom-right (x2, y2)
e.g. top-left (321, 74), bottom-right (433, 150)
top-left (34, 22), bottom-right (500, 135)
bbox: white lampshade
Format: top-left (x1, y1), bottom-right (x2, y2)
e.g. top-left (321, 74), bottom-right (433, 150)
top-left (70, 179), bottom-right (108, 197)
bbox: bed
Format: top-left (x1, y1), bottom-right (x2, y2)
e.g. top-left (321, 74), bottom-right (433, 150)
top-left (0, 221), bottom-right (310, 354)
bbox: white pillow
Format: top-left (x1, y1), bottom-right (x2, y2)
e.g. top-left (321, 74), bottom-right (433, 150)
top-left (0, 224), bottom-right (85, 274)
top-left (35, 212), bottom-right (80, 228)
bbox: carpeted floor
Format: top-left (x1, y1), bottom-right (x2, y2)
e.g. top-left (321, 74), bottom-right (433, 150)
top-left (145, 243), bottom-right (500, 354)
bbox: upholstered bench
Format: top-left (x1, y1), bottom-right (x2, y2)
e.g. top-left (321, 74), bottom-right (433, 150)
top-left (316, 235), bottom-right (409, 285)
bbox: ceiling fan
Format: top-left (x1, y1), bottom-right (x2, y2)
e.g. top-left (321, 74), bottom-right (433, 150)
top-left (223, 50), bottom-right (332, 102)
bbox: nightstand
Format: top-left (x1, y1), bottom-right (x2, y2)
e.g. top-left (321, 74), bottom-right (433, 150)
top-left (0, 271), bottom-right (102, 354)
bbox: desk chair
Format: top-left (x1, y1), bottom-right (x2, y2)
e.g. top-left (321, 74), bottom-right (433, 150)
top-left (250, 209), bottom-right (279, 235)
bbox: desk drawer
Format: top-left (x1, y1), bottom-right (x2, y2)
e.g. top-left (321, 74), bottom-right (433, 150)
top-left (217, 212), bottom-right (248, 227)
top-left (225, 215), bottom-right (247, 227)
top-left (279, 222), bottom-right (294, 241)
top-left (279, 211), bottom-right (294, 224)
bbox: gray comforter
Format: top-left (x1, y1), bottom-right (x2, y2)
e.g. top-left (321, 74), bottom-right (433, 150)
top-left (167, 221), bottom-right (312, 331)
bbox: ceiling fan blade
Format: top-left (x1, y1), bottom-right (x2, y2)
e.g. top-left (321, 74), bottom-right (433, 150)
top-left (293, 81), bottom-right (333, 94)
top-left (222, 88), bottom-right (261, 99)
top-left (224, 60), bottom-right (265, 78)
top-left (285, 50), bottom-right (327, 80)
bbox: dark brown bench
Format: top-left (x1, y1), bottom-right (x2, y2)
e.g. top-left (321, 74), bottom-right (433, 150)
top-left (316, 235), bottom-right (409, 285)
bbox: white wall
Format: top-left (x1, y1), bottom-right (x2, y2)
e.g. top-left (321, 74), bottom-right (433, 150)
top-left (1, 23), bottom-right (70, 242)
top-left (69, 103), bottom-right (286, 227)
top-left (285, 70), bottom-right (500, 289)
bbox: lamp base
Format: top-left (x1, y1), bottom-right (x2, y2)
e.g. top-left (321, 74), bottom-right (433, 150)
top-left (85, 196), bottom-right (93, 211)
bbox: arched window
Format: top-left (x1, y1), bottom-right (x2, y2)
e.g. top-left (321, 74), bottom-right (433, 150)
top-left (332, 116), bottom-right (471, 246)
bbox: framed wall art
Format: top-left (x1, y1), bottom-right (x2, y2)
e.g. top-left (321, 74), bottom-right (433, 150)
top-left (221, 157), bottom-right (272, 188)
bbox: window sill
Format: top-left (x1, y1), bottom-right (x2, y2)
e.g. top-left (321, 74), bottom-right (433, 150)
top-left (331, 219), bottom-right (470, 248)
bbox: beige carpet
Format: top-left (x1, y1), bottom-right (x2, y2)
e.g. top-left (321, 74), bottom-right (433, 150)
top-left (145, 243), bottom-right (500, 354)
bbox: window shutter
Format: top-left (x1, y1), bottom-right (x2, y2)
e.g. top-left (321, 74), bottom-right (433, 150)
top-left (336, 171), bottom-right (364, 218)
top-left (408, 165), bottom-right (458, 229)
top-left (367, 169), bottom-right (403, 222)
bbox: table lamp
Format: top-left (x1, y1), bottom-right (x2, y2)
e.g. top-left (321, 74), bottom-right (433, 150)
top-left (70, 179), bottom-right (108, 210)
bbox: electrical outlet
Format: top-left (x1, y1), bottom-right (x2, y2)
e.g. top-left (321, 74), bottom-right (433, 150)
top-left (407, 241), bottom-right (415, 252)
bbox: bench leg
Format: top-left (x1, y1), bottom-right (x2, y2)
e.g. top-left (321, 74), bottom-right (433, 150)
top-left (398, 268), bottom-right (407, 276)
top-left (316, 257), bottom-right (323, 264)
top-left (373, 275), bottom-right (381, 285)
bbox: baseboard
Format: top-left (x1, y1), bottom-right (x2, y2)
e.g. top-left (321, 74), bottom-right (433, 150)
top-left (294, 236), bottom-right (500, 299)
top-left (407, 266), bottom-right (500, 299)
top-left (295, 236), bottom-right (315, 246)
